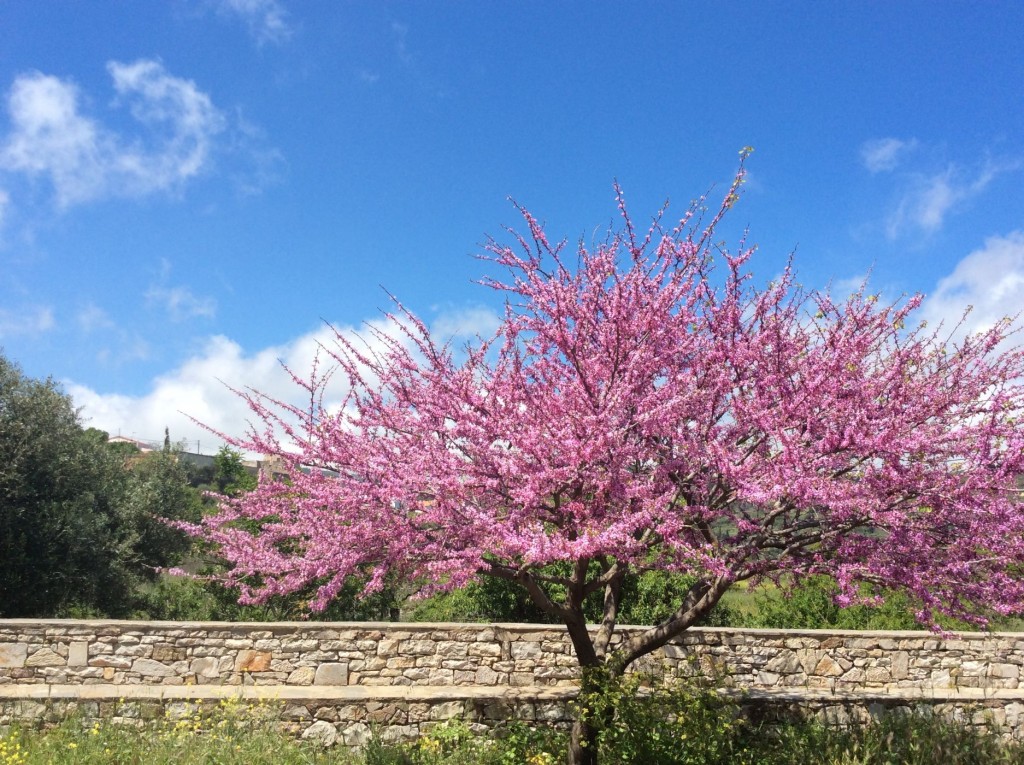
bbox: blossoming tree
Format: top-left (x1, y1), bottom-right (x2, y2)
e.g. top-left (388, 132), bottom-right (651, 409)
top-left (189, 159), bottom-right (1024, 764)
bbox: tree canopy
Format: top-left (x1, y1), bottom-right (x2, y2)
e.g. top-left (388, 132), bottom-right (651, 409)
top-left (188, 161), bottom-right (1024, 764)
top-left (0, 355), bottom-right (198, 617)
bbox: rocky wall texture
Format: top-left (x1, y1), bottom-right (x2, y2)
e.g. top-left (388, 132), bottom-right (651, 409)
top-left (2, 621), bottom-right (1023, 743)
top-left (0, 622), bottom-right (581, 689)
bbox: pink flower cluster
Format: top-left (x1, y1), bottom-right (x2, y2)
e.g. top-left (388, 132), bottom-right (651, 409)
top-left (185, 160), bottom-right (1024, 669)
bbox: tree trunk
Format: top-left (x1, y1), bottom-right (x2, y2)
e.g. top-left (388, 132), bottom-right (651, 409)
top-left (566, 662), bottom-right (618, 765)
top-left (568, 716), bottom-right (599, 765)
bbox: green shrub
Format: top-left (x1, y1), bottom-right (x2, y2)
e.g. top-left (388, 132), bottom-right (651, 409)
top-left (408, 569), bottom-right (740, 627)
top-left (572, 670), bottom-right (759, 765)
top-left (750, 575), bottom-right (921, 631)
top-left (759, 709), bottom-right (1024, 765)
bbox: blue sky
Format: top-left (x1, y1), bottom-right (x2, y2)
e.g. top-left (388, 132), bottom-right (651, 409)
top-left (2, 2), bottom-right (1023, 452)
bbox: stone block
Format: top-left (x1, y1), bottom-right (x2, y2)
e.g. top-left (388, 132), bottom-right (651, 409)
top-left (764, 652), bottom-right (802, 674)
top-left (92, 656), bottom-right (132, 669)
top-left (282, 704), bottom-right (312, 721)
top-left (865, 667), bottom-right (891, 683)
top-left (475, 666), bottom-right (499, 685)
top-left (132, 658), bottom-right (176, 677)
top-left (379, 725), bottom-right (417, 744)
top-left (427, 669), bottom-right (454, 684)
top-left (404, 640), bottom-right (436, 655)
top-left (314, 662), bottom-right (349, 685)
top-left (67, 641), bottom-right (89, 667)
top-left (429, 701), bottom-right (464, 720)
top-left (343, 722), bottom-right (372, 747)
top-left (288, 666), bottom-right (316, 685)
top-left (467, 642), bottom-right (501, 657)
top-left (0, 643), bottom-right (28, 668)
top-left (511, 642), bottom-right (542, 660)
top-left (302, 720), bottom-right (338, 747)
top-left (891, 651), bottom-right (909, 680)
top-left (234, 650), bottom-right (273, 672)
top-left (368, 705), bottom-right (399, 724)
top-left (813, 655), bottom-right (844, 677)
top-left (190, 657), bottom-right (220, 678)
top-left (989, 663), bottom-right (1020, 681)
top-left (314, 706), bottom-right (340, 722)
top-left (25, 648), bottom-right (65, 667)
top-left (435, 641), bottom-right (468, 658)
top-left (796, 649), bottom-right (824, 674)
top-left (151, 645), bottom-right (185, 662)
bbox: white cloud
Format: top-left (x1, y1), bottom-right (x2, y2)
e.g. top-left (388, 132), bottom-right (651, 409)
top-left (828, 273), bottom-right (871, 302)
top-left (146, 285), bottom-right (217, 321)
top-left (430, 306), bottom-right (501, 339)
top-left (76, 303), bottom-right (115, 333)
top-left (392, 22), bottom-right (413, 65)
top-left (107, 60), bottom-right (225, 183)
top-left (229, 112), bottom-right (286, 195)
top-left (0, 73), bottom-right (107, 206)
top-left (66, 306), bottom-right (502, 455)
top-left (95, 333), bottom-right (151, 366)
top-left (216, 0), bottom-right (293, 46)
top-left (921, 231), bottom-right (1024, 341)
top-left (0, 305), bottom-right (54, 338)
top-left (67, 329), bottom-right (337, 455)
top-left (885, 161), bottom-right (1008, 239)
top-left (861, 138), bottom-right (917, 173)
top-left (0, 60), bottom-right (226, 208)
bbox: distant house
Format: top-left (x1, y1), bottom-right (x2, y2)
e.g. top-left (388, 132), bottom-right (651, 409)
top-left (107, 435), bottom-right (158, 452)
top-left (106, 434), bottom-right (332, 482)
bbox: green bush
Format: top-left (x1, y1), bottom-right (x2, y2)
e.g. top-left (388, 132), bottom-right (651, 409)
top-left (408, 569), bottom-right (740, 627)
top-left (573, 671), bottom-right (759, 765)
top-left (760, 709), bottom-right (1024, 765)
top-left (750, 576), bottom-right (922, 631)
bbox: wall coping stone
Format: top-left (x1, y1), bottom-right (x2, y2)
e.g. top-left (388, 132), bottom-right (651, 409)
top-left (3, 683), bottom-right (1024, 705)
top-left (1, 618), bottom-right (1021, 641)
top-left (0, 683), bottom-right (578, 703)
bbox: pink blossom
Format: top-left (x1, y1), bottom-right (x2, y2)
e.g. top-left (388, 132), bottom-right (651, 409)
top-left (192, 158), bottom-right (1024, 677)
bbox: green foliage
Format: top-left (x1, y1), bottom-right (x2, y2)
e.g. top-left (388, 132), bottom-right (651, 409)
top-left (0, 354), bottom-right (205, 618)
top-left (130, 575), bottom-right (223, 621)
top-left (0, 701), bottom-right (359, 765)
top-left (121, 449), bottom-right (204, 571)
top-left (758, 709), bottom-right (1024, 765)
top-left (750, 576), bottom-right (922, 631)
top-left (4, 695), bottom-right (1024, 765)
top-left (408, 576), bottom-right (556, 624)
top-left (212, 445), bottom-right (257, 496)
top-left (574, 670), bottom-right (759, 765)
top-left (136, 568), bottom-right (403, 622)
top-left (409, 569), bottom-right (739, 627)
top-left (363, 719), bottom-right (564, 765)
top-left (617, 571), bottom-right (741, 627)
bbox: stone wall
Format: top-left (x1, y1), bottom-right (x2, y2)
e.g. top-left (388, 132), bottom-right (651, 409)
top-left (2, 620), bottom-right (1024, 744)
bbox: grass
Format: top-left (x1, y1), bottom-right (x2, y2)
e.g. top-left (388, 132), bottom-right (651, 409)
top-left (4, 686), bottom-right (1024, 765)
top-left (717, 580), bottom-right (764, 623)
top-left (0, 699), bottom-right (359, 765)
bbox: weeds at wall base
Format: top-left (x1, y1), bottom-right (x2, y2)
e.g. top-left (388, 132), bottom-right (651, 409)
top-left (3, 686), bottom-right (1024, 765)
